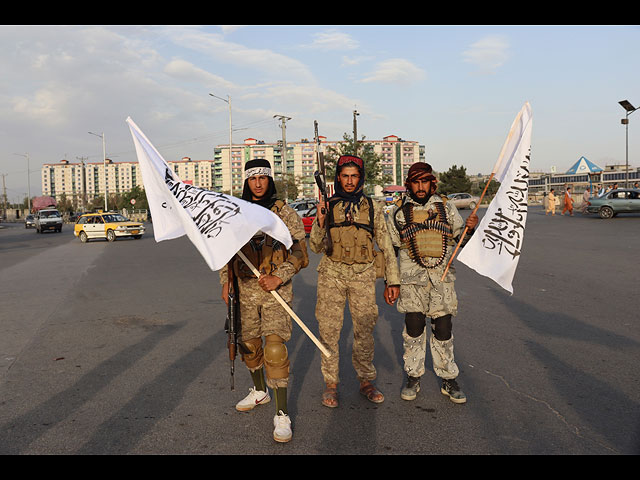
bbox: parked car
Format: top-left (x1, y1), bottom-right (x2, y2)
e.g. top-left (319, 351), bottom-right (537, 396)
top-left (585, 188), bottom-right (640, 219)
top-left (35, 208), bottom-right (63, 233)
top-left (301, 205), bottom-right (317, 235)
top-left (25, 214), bottom-right (36, 229)
top-left (74, 212), bottom-right (145, 242)
top-left (290, 199), bottom-right (317, 217)
top-left (447, 193), bottom-right (480, 210)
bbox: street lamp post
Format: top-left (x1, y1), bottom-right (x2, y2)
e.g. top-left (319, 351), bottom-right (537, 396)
top-left (619, 100), bottom-right (638, 188)
top-left (209, 93), bottom-right (233, 196)
top-left (14, 153), bottom-right (31, 212)
top-left (88, 131), bottom-right (107, 211)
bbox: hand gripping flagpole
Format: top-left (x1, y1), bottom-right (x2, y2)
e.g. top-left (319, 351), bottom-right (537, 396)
top-left (235, 250), bottom-right (331, 358)
top-left (441, 104), bottom-right (528, 282)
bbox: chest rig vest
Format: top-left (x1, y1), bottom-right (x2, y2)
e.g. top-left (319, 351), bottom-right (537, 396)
top-left (234, 200), bottom-right (291, 278)
top-left (327, 196), bottom-right (375, 265)
top-left (393, 197), bottom-right (453, 269)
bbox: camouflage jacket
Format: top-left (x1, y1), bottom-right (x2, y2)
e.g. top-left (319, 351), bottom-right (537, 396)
top-left (219, 203), bottom-right (307, 286)
top-left (386, 194), bottom-right (472, 285)
top-left (309, 195), bottom-right (400, 285)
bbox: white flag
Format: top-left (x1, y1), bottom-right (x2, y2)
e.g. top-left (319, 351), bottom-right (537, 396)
top-left (126, 117), bottom-right (292, 271)
top-left (457, 103), bottom-right (532, 294)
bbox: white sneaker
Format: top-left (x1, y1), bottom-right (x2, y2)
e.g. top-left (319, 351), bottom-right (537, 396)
top-left (235, 387), bottom-right (271, 412)
top-left (273, 410), bottom-right (292, 443)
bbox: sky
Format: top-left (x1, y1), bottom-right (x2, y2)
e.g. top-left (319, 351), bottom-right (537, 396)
top-left (2, 24), bottom-right (639, 201)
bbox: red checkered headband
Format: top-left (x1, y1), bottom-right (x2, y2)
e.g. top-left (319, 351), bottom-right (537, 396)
top-left (337, 155), bottom-right (364, 170)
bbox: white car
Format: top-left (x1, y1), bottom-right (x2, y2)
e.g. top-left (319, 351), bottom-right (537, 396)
top-left (289, 200), bottom-right (316, 217)
top-left (35, 209), bottom-right (63, 233)
top-left (446, 193), bottom-right (480, 210)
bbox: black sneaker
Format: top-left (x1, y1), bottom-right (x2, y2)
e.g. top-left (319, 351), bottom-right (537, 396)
top-left (401, 375), bottom-right (421, 401)
top-left (441, 378), bottom-right (466, 404)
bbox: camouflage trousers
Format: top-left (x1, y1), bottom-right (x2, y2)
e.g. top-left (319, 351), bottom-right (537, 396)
top-left (238, 277), bottom-right (293, 388)
top-left (402, 327), bottom-right (459, 379)
top-left (398, 281), bottom-right (459, 380)
top-left (315, 266), bottom-right (378, 385)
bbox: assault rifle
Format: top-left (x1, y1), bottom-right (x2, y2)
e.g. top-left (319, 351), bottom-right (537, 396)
top-left (313, 120), bottom-right (333, 256)
top-left (224, 259), bottom-right (241, 390)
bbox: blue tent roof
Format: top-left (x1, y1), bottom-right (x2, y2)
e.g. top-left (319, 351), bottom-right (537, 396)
top-left (566, 156), bottom-right (603, 174)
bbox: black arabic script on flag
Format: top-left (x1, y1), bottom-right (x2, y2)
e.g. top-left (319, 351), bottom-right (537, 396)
top-left (480, 151), bottom-right (531, 259)
top-left (164, 167), bottom-right (241, 238)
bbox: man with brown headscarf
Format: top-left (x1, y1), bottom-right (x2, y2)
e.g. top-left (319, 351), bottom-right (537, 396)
top-left (386, 162), bottom-right (477, 404)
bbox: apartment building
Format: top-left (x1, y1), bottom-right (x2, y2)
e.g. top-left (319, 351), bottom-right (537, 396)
top-left (213, 134), bottom-right (425, 198)
top-left (41, 134), bottom-right (425, 204)
top-left (41, 159), bottom-right (144, 206)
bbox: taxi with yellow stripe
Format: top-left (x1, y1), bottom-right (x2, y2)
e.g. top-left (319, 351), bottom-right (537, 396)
top-left (74, 212), bottom-right (145, 243)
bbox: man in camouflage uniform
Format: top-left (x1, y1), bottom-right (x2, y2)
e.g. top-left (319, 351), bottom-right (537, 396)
top-left (386, 162), bottom-right (477, 404)
top-left (220, 159), bottom-right (308, 443)
top-left (310, 155), bottom-right (400, 408)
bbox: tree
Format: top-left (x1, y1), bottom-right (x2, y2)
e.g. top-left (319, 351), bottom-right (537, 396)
top-left (115, 185), bottom-right (149, 210)
top-left (274, 173), bottom-right (300, 201)
top-left (437, 165), bottom-right (471, 196)
top-left (324, 133), bottom-right (392, 195)
top-left (471, 178), bottom-right (500, 200)
top-left (57, 194), bottom-right (74, 214)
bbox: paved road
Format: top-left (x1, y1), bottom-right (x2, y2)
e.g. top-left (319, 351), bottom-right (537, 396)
top-left (0, 207), bottom-right (638, 454)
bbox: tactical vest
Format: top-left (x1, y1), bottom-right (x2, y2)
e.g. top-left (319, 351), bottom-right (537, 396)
top-left (234, 200), bottom-right (306, 278)
top-left (393, 197), bottom-right (453, 269)
top-left (327, 196), bottom-right (376, 265)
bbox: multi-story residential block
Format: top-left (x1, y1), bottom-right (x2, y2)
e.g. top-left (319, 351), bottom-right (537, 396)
top-left (41, 159), bottom-right (145, 207)
top-left (41, 134), bottom-right (426, 205)
top-left (213, 134), bottom-right (425, 198)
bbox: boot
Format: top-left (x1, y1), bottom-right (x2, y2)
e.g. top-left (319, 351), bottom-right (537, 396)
top-left (441, 378), bottom-right (466, 404)
top-left (401, 375), bottom-right (421, 401)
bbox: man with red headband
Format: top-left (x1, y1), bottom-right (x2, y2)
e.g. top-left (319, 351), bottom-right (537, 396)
top-left (310, 155), bottom-right (400, 408)
top-left (386, 162), bottom-right (477, 404)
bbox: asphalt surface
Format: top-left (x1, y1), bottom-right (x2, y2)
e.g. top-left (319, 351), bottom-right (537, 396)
top-left (0, 206), bottom-right (638, 455)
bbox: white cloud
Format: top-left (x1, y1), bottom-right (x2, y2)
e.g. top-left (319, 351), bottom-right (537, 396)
top-left (11, 86), bottom-right (70, 126)
top-left (219, 25), bottom-right (246, 35)
top-left (360, 59), bottom-right (426, 85)
top-left (307, 30), bottom-right (359, 51)
top-left (164, 27), bottom-right (315, 83)
top-left (462, 35), bottom-right (510, 73)
top-left (164, 58), bottom-right (237, 91)
top-left (341, 55), bottom-right (374, 67)
top-left (263, 82), bottom-right (358, 114)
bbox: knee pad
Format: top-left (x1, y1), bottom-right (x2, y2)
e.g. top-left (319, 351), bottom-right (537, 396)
top-left (264, 334), bottom-right (289, 380)
top-left (405, 312), bottom-right (426, 338)
top-left (241, 337), bottom-right (264, 369)
top-left (431, 314), bottom-right (452, 341)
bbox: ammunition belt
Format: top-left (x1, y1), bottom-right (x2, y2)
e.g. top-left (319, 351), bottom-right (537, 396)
top-left (395, 200), bottom-right (452, 269)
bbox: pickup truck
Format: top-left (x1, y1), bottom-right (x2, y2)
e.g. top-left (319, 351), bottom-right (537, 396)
top-left (35, 208), bottom-right (63, 233)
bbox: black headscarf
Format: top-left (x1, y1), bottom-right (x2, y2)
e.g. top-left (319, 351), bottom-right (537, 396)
top-left (241, 158), bottom-right (277, 209)
top-left (332, 154), bottom-right (365, 208)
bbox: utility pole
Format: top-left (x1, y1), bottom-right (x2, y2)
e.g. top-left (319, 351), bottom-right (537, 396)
top-left (209, 93), bottom-right (233, 195)
top-left (76, 156), bottom-right (88, 211)
top-left (619, 100), bottom-right (638, 188)
top-left (1, 173), bottom-right (7, 220)
top-left (274, 115), bottom-right (291, 197)
top-left (88, 132), bottom-right (107, 211)
top-left (353, 109), bottom-right (360, 155)
top-left (13, 153), bottom-right (31, 212)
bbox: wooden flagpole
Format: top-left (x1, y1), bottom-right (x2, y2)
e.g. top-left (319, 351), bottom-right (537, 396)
top-left (235, 250), bottom-right (331, 358)
top-left (440, 104), bottom-right (528, 282)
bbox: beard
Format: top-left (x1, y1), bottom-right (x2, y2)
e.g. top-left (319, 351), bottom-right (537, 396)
top-left (409, 189), bottom-right (431, 205)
